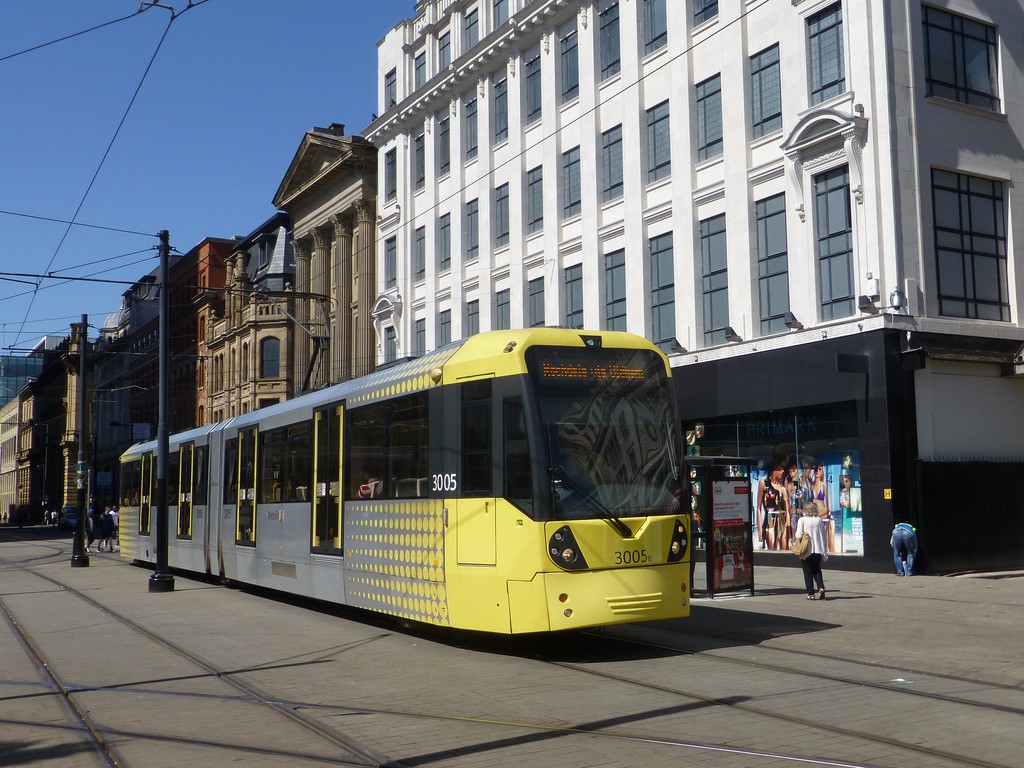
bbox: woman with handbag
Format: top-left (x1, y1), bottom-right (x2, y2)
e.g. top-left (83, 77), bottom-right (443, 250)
top-left (794, 501), bottom-right (830, 599)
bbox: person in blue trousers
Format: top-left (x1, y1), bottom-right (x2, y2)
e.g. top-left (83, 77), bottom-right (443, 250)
top-left (890, 523), bottom-right (918, 576)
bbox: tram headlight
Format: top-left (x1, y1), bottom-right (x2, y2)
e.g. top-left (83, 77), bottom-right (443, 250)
top-left (666, 518), bottom-right (688, 563)
top-left (548, 525), bottom-right (589, 571)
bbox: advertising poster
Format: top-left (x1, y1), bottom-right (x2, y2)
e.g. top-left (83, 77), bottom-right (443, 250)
top-left (710, 479), bottom-right (753, 594)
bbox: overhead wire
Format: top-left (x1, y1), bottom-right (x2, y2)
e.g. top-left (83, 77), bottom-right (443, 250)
top-left (7, 2), bottom-right (212, 352)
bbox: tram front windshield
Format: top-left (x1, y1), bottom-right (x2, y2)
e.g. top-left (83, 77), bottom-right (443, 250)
top-left (526, 344), bottom-right (679, 521)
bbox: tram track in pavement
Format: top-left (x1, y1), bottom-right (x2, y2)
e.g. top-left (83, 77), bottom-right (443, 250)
top-left (1, 561), bottom-right (398, 767)
top-left (3, 533), bottom-right (1018, 767)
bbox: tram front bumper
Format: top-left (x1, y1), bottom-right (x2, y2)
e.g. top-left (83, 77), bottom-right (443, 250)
top-left (507, 564), bottom-right (690, 633)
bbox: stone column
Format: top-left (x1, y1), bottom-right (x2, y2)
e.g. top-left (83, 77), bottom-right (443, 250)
top-left (309, 228), bottom-right (331, 389)
top-left (353, 200), bottom-right (377, 378)
top-left (292, 237), bottom-right (311, 394)
top-left (330, 213), bottom-right (353, 383)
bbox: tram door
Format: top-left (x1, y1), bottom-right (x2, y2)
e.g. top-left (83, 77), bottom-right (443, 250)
top-left (192, 443), bottom-right (210, 573)
top-left (139, 452), bottom-right (153, 536)
top-left (236, 428), bottom-right (257, 545)
top-left (456, 377), bottom-right (496, 566)
top-left (177, 443), bottom-right (193, 539)
top-left (312, 405), bottom-right (343, 554)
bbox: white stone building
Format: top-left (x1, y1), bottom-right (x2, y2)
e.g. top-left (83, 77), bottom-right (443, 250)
top-left (366, 0), bottom-right (1024, 572)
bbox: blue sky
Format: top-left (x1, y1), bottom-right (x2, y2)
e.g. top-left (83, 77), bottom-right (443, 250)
top-left (0, 0), bottom-right (412, 353)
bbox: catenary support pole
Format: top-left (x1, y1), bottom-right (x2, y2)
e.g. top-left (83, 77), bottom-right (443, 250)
top-left (71, 316), bottom-right (89, 567)
top-left (149, 230), bottom-right (174, 592)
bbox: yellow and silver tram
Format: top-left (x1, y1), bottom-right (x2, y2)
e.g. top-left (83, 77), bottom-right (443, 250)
top-left (118, 328), bottom-right (690, 633)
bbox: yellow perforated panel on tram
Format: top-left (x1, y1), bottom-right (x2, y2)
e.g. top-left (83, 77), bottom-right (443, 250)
top-left (343, 498), bottom-right (450, 626)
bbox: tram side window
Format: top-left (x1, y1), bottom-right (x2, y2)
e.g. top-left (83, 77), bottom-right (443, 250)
top-left (346, 392), bottom-right (428, 499)
top-left (260, 422), bottom-right (312, 503)
top-left (504, 397), bottom-right (533, 514)
top-left (223, 438), bottom-right (238, 504)
top-left (168, 450), bottom-right (180, 506)
top-left (462, 379), bottom-right (492, 497)
top-left (122, 459), bottom-right (141, 507)
top-left (193, 445), bottom-right (209, 506)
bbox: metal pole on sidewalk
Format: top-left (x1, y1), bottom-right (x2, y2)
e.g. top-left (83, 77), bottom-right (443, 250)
top-left (149, 230), bottom-right (174, 592)
top-left (71, 316), bottom-right (89, 567)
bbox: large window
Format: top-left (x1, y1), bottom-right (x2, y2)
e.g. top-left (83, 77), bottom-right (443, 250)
top-left (751, 44), bottom-right (782, 138)
top-left (815, 166), bottom-right (854, 320)
top-left (384, 148), bottom-right (397, 201)
top-left (495, 288), bottom-right (510, 330)
top-left (346, 393), bottom-right (429, 501)
top-left (524, 48), bottom-right (542, 124)
top-left (464, 198), bottom-right (479, 261)
top-left (701, 214), bottom-right (729, 346)
top-left (464, 6), bottom-right (479, 50)
top-left (493, 0), bottom-right (508, 26)
top-left (602, 125), bottom-right (623, 201)
top-left (414, 319), bottom-right (426, 356)
top-left (464, 96), bottom-right (478, 160)
top-left (932, 169), bottom-right (1008, 320)
top-left (526, 166), bottom-right (544, 234)
top-left (564, 264), bottom-right (583, 328)
top-left (562, 146), bottom-right (581, 219)
top-left (465, 299), bottom-right (479, 337)
top-left (697, 75), bottom-right (722, 161)
top-left (260, 337), bottom-right (280, 378)
top-left (414, 51), bottom-right (426, 89)
top-left (413, 132), bottom-right (425, 190)
top-left (756, 193), bottom-right (790, 334)
top-left (649, 233), bottom-right (674, 353)
top-left (560, 26), bottom-right (579, 103)
top-left (808, 4), bottom-right (845, 104)
top-left (923, 7), bottom-right (999, 111)
top-left (494, 183), bottom-right (509, 247)
top-left (439, 309), bottom-right (451, 345)
top-left (643, 0), bottom-right (667, 55)
top-left (528, 277), bottom-right (545, 327)
top-left (693, 0), bottom-right (717, 26)
top-left (414, 226), bottom-right (426, 280)
top-left (437, 114), bottom-right (450, 175)
top-left (599, 3), bottom-right (620, 80)
top-left (438, 30), bottom-right (451, 70)
top-left (384, 68), bottom-right (396, 108)
top-left (646, 101), bottom-right (671, 182)
top-left (384, 236), bottom-right (397, 289)
top-left (605, 249), bottom-right (626, 331)
top-left (259, 423), bottom-right (312, 504)
top-left (493, 75), bottom-right (508, 142)
top-left (438, 212), bottom-right (451, 271)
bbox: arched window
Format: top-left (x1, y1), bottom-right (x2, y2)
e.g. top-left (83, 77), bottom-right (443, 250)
top-left (260, 338), bottom-right (280, 379)
top-left (241, 342), bottom-right (250, 382)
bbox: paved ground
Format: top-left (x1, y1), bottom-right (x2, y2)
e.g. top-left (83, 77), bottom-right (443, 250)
top-left (1, 525), bottom-right (1022, 768)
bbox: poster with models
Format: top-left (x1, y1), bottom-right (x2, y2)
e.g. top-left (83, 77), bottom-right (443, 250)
top-left (750, 450), bottom-right (863, 556)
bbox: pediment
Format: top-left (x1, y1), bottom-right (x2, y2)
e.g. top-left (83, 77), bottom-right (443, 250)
top-left (780, 108), bottom-right (866, 157)
top-left (273, 130), bottom-right (355, 209)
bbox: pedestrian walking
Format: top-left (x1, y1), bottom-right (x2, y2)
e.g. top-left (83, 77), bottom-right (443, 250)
top-left (98, 507), bottom-right (117, 552)
top-left (794, 501), bottom-right (830, 600)
top-left (890, 522), bottom-right (918, 576)
top-left (85, 507), bottom-right (98, 553)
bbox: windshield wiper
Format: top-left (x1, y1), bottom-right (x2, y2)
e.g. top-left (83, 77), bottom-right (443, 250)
top-left (550, 464), bottom-right (633, 538)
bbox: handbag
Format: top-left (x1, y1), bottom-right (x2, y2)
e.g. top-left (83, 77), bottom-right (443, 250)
top-left (792, 532), bottom-right (811, 557)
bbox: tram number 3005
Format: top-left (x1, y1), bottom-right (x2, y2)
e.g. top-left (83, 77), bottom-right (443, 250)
top-left (614, 549), bottom-right (652, 565)
top-left (432, 473), bottom-right (458, 492)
